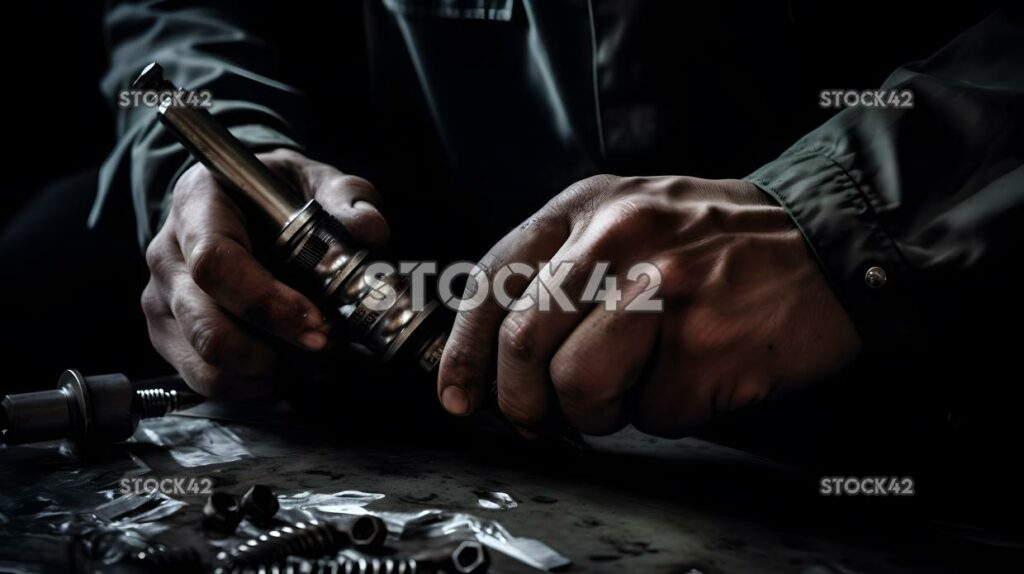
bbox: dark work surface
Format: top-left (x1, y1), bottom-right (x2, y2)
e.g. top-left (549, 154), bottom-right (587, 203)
top-left (2, 404), bottom-right (1020, 574)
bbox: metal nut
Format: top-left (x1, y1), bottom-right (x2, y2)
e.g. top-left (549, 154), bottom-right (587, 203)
top-left (202, 491), bottom-right (242, 535)
top-left (451, 540), bottom-right (490, 574)
top-left (240, 484), bottom-right (279, 525)
top-left (330, 514), bottom-right (387, 550)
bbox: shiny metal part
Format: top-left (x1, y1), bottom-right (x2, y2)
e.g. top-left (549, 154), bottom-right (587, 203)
top-left (0, 370), bottom-right (200, 446)
top-left (134, 63), bottom-right (448, 372)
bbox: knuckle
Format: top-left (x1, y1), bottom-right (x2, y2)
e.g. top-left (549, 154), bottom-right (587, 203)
top-left (173, 164), bottom-right (214, 202)
top-left (650, 255), bottom-right (690, 297)
top-left (258, 147), bottom-right (303, 165)
top-left (440, 337), bottom-right (480, 378)
top-left (596, 198), bottom-right (658, 238)
top-left (555, 174), bottom-right (619, 216)
top-left (189, 319), bottom-right (229, 365)
top-left (329, 174), bottom-right (383, 205)
top-left (549, 358), bottom-right (590, 407)
top-left (144, 242), bottom-right (162, 271)
top-left (144, 235), bottom-right (173, 274)
top-left (568, 174), bottom-right (618, 198)
top-left (140, 284), bottom-right (164, 318)
top-left (187, 238), bottom-right (229, 289)
top-left (499, 314), bottom-right (536, 363)
top-left (334, 173), bottom-right (374, 192)
top-left (689, 201), bottom-right (729, 230)
top-left (496, 393), bottom-right (544, 428)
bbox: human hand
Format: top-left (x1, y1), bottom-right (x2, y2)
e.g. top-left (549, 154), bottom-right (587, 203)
top-left (437, 175), bottom-right (860, 437)
top-left (141, 149), bottom-right (389, 398)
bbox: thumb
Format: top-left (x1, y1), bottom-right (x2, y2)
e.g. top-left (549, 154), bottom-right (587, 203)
top-left (309, 173), bottom-right (390, 247)
top-left (259, 149), bottom-right (390, 247)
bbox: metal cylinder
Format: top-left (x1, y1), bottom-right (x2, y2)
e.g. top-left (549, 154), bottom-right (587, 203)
top-left (129, 63), bottom-right (304, 230)
top-left (0, 370), bottom-right (196, 446)
top-left (134, 63), bottom-right (450, 373)
top-left (0, 388), bottom-right (76, 444)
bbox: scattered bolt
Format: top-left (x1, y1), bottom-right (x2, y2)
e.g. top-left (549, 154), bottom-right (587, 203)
top-left (411, 540), bottom-right (490, 574)
top-left (241, 484), bottom-right (280, 525)
top-left (333, 514), bottom-right (387, 550)
top-left (203, 491), bottom-right (243, 535)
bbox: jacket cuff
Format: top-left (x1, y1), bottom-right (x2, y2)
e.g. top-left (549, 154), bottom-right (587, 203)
top-left (745, 145), bottom-right (913, 358)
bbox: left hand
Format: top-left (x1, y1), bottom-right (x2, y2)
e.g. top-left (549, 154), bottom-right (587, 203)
top-left (437, 175), bottom-right (861, 438)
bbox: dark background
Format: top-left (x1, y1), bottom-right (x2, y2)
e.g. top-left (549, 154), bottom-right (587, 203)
top-left (0, 1), bottom-right (1001, 393)
top-left (2, 2), bottom-right (111, 217)
top-left (2, 0), bottom-right (1022, 539)
top-left (0, 0), bottom-right (1003, 420)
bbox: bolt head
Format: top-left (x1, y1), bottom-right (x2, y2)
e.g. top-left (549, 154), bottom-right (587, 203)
top-left (241, 484), bottom-right (280, 524)
top-left (452, 540), bottom-right (489, 574)
top-left (203, 491), bottom-right (242, 535)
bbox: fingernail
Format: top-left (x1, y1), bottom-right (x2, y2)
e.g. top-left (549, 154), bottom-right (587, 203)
top-left (352, 199), bottom-right (374, 211)
top-left (299, 331), bottom-right (328, 351)
top-left (302, 311), bottom-right (329, 333)
top-left (440, 386), bottom-right (469, 415)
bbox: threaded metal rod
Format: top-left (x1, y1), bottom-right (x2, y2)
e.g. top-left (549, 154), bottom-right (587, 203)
top-left (135, 388), bottom-right (181, 419)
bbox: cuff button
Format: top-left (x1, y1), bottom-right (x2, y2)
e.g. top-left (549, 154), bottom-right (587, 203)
top-left (864, 266), bottom-right (887, 288)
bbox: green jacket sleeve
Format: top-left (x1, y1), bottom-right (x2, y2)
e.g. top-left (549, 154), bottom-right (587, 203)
top-left (746, 8), bottom-right (1024, 369)
top-left (94, 0), bottom-right (308, 249)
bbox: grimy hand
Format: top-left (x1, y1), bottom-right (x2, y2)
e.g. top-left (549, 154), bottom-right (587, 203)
top-left (437, 175), bottom-right (861, 438)
top-left (142, 148), bottom-right (389, 399)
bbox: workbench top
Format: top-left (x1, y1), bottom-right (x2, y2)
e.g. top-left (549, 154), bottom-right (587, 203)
top-left (0, 404), bottom-right (990, 573)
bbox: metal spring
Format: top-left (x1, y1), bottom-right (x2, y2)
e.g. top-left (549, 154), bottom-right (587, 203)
top-left (221, 520), bottom-right (348, 568)
top-left (135, 388), bottom-right (180, 418)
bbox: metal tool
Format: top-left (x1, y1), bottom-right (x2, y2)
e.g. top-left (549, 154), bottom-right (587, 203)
top-left (132, 63), bottom-right (585, 452)
top-left (133, 63), bottom-right (449, 373)
top-left (0, 370), bottom-right (201, 445)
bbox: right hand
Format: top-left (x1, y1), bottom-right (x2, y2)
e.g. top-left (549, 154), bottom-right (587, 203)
top-left (141, 148), bottom-right (389, 399)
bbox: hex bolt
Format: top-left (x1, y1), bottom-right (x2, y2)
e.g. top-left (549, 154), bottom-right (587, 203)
top-left (241, 484), bottom-right (280, 525)
top-left (332, 514), bottom-right (387, 550)
top-left (203, 491), bottom-right (243, 535)
top-left (411, 540), bottom-right (490, 574)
